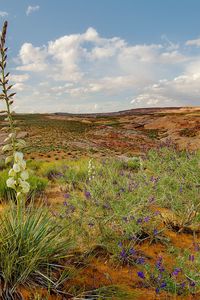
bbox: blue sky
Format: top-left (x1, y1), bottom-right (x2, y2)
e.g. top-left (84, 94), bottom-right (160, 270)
top-left (0, 0), bottom-right (200, 113)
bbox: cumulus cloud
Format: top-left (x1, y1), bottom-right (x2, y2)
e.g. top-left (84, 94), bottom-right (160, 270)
top-left (13, 27), bottom-right (200, 113)
top-left (186, 38), bottom-right (200, 47)
top-left (0, 11), bottom-right (8, 18)
top-left (26, 5), bottom-right (40, 16)
top-left (16, 43), bottom-right (47, 72)
top-left (10, 74), bottom-right (30, 83)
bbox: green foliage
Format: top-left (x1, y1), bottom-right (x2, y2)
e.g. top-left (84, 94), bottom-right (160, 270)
top-left (75, 285), bottom-right (139, 299)
top-left (0, 203), bottom-right (73, 296)
top-left (144, 147), bottom-right (200, 227)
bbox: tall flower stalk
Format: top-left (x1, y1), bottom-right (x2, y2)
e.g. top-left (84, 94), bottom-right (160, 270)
top-left (0, 21), bottom-right (30, 214)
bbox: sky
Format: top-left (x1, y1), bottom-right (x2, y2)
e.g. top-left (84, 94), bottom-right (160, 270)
top-left (0, 0), bottom-right (200, 113)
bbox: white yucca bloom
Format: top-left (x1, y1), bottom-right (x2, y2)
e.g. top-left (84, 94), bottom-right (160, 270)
top-left (6, 151), bottom-right (30, 196)
top-left (6, 177), bottom-right (16, 189)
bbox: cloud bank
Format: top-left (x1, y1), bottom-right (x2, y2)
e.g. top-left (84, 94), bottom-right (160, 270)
top-left (9, 27), bottom-right (200, 113)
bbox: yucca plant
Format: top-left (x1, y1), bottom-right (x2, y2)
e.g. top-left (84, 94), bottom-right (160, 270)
top-left (0, 204), bottom-right (72, 298)
top-left (0, 21), bottom-right (74, 298)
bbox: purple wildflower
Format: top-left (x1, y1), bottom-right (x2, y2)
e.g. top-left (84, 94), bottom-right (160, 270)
top-left (118, 241), bottom-right (123, 248)
top-left (63, 201), bottom-right (68, 206)
top-left (172, 268), bottom-right (181, 276)
top-left (120, 249), bottom-right (126, 259)
top-left (137, 271), bottom-right (145, 279)
top-left (84, 191), bottom-right (91, 199)
top-left (137, 218), bottom-right (143, 224)
top-left (189, 254), bottom-right (195, 262)
top-left (136, 257), bottom-right (145, 265)
top-left (64, 193), bottom-right (70, 199)
top-left (160, 282), bottom-right (167, 289)
top-left (153, 229), bottom-right (158, 236)
top-left (129, 248), bottom-right (136, 255)
top-left (189, 280), bottom-right (196, 287)
top-left (155, 257), bottom-right (165, 272)
top-left (154, 211), bottom-right (161, 216)
top-left (194, 243), bottom-right (200, 252)
top-left (144, 216), bottom-right (150, 222)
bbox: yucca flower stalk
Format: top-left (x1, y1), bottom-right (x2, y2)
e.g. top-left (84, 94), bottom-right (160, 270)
top-left (88, 158), bottom-right (95, 181)
top-left (0, 21), bottom-right (30, 213)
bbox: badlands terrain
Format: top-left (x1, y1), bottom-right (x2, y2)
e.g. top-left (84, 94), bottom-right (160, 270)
top-left (0, 106), bottom-right (199, 161)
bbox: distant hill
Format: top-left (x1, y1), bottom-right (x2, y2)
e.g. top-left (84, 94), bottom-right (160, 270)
top-left (54, 106), bottom-right (200, 117)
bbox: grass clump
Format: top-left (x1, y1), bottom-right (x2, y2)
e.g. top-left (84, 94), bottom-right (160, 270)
top-left (0, 203), bottom-right (73, 297)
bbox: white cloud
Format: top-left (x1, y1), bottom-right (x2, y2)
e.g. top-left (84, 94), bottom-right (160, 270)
top-left (13, 28), bottom-right (200, 113)
top-left (131, 72), bottom-right (200, 108)
top-left (16, 43), bottom-right (47, 72)
top-left (186, 38), bottom-right (200, 47)
top-left (10, 74), bottom-right (30, 83)
top-left (26, 5), bottom-right (40, 16)
top-left (13, 83), bottom-right (26, 92)
top-left (0, 11), bottom-right (8, 18)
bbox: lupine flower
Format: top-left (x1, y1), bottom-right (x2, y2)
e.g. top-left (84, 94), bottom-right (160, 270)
top-left (189, 280), bottom-right (196, 287)
top-left (136, 257), bottom-right (145, 265)
top-left (155, 257), bottom-right (165, 272)
top-left (137, 271), bottom-right (145, 279)
top-left (189, 254), bottom-right (195, 262)
top-left (155, 287), bottom-right (160, 294)
top-left (160, 282), bottom-right (167, 289)
top-left (84, 191), bottom-right (91, 199)
top-left (118, 241), bottom-right (123, 248)
top-left (144, 216), bottom-right (150, 222)
top-left (129, 248), bottom-right (136, 255)
top-left (153, 229), bottom-right (158, 236)
top-left (64, 193), bottom-right (70, 199)
top-left (194, 243), bottom-right (200, 252)
top-left (137, 218), bottom-right (143, 224)
top-left (172, 268), bottom-right (181, 276)
top-left (154, 211), bottom-right (160, 216)
top-left (120, 249), bottom-right (126, 259)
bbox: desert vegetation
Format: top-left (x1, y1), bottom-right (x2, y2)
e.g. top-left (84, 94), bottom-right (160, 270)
top-left (0, 21), bottom-right (200, 300)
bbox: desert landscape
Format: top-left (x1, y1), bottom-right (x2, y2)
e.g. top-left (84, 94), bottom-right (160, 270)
top-left (1, 1), bottom-right (200, 299)
top-left (0, 107), bottom-right (200, 299)
top-left (1, 106), bottom-right (200, 162)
